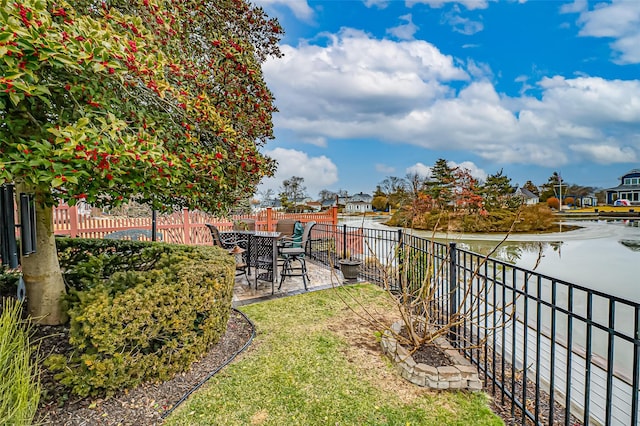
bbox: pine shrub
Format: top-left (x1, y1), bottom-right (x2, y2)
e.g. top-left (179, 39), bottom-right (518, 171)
top-left (46, 239), bottom-right (235, 396)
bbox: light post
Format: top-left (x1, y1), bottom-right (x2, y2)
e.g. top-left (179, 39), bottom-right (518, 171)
top-left (557, 172), bottom-right (562, 233)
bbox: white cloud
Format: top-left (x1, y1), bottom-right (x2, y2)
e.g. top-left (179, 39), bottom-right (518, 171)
top-left (533, 76), bottom-right (640, 125)
top-left (376, 163), bottom-right (396, 173)
top-left (569, 144), bottom-right (637, 164)
top-left (406, 162), bottom-right (432, 178)
top-left (514, 74), bottom-right (533, 95)
top-left (363, 0), bottom-right (389, 8)
top-left (477, 143), bottom-right (569, 167)
top-left (264, 28), bottom-right (469, 144)
top-left (387, 14), bottom-right (419, 40)
top-left (466, 59), bottom-right (493, 80)
top-left (253, 0), bottom-right (314, 21)
top-left (448, 161), bottom-right (488, 181)
top-left (610, 33), bottom-right (640, 64)
top-left (300, 136), bottom-right (327, 147)
top-left (442, 6), bottom-right (484, 35)
top-left (567, 1), bottom-right (640, 64)
top-left (407, 0), bottom-right (490, 11)
top-left (559, 0), bottom-right (587, 14)
top-left (258, 148), bottom-right (339, 196)
top-left (406, 160), bottom-right (487, 181)
top-left (264, 29), bottom-right (640, 168)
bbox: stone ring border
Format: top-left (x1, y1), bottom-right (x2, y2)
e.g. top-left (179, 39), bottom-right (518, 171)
top-left (381, 320), bottom-right (483, 390)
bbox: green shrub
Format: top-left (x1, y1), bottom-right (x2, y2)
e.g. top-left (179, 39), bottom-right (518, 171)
top-left (0, 299), bottom-right (41, 425)
top-left (46, 239), bottom-right (235, 396)
top-left (56, 238), bottom-right (175, 292)
top-left (514, 204), bottom-right (556, 232)
top-left (0, 267), bottom-right (20, 297)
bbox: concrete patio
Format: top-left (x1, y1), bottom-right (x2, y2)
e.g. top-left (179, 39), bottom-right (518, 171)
top-left (232, 260), bottom-right (350, 306)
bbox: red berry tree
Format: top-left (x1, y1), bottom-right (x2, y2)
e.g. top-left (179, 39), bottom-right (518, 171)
top-left (0, 0), bottom-right (282, 324)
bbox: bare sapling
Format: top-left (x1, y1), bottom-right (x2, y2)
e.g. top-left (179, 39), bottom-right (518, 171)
top-left (328, 206), bottom-right (544, 357)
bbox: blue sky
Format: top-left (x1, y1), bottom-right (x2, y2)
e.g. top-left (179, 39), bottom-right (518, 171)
top-left (254, 0), bottom-right (640, 199)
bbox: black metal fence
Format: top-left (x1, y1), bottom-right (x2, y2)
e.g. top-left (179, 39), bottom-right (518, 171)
top-left (309, 223), bottom-right (640, 426)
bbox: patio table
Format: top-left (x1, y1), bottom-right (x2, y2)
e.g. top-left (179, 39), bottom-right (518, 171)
top-left (221, 230), bottom-right (281, 294)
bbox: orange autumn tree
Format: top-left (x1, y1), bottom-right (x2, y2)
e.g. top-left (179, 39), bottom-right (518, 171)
top-left (452, 167), bottom-right (484, 213)
top-left (0, 0), bottom-right (282, 324)
top-left (547, 197), bottom-right (560, 210)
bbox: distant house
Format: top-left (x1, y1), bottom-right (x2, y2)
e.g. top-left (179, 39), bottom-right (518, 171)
top-left (605, 169), bottom-right (640, 206)
top-left (345, 192), bottom-right (373, 213)
top-left (306, 201), bottom-right (322, 212)
top-left (512, 187), bottom-right (539, 205)
top-left (577, 195), bottom-right (598, 207)
top-left (259, 198), bottom-right (282, 211)
top-left (320, 198), bottom-right (336, 210)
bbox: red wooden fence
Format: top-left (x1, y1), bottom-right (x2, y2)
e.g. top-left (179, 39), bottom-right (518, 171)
top-left (52, 206), bottom-right (339, 245)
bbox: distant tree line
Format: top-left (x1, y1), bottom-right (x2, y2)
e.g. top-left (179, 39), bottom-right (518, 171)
top-left (372, 158), bottom-right (594, 232)
top-left (248, 163), bottom-right (601, 219)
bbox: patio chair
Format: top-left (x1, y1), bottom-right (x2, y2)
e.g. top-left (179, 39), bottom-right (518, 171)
top-left (229, 245), bottom-right (249, 281)
top-left (205, 223), bottom-right (249, 280)
top-left (205, 223), bottom-right (246, 249)
top-left (278, 221), bottom-right (315, 290)
top-left (278, 221), bottom-right (304, 248)
top-left (275, 219), bottom-right (297, 238)
top-left (274, 220), bottom-right (302, 267)
top-left (233, 218), bottom-right (256, 231)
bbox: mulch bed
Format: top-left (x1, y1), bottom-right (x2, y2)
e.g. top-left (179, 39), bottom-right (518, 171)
top-left (470, 349), bottom-right (583, 426)
top-left (34, 310), bottom-right (254, 426)
top-left (397, 327), bottom-right (455, 367)
top-left (411, 341), bottom-right (454, 367)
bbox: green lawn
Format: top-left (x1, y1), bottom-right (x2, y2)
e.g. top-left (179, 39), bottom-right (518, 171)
top-left (165, 284), bottom-right (503, 426)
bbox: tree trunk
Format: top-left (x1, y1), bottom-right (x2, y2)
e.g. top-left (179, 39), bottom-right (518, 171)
top-left (16, 183), bottom-right (68, 325)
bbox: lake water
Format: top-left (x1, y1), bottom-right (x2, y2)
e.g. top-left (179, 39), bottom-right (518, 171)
top-left (343, 218), bottom-right (640, 303)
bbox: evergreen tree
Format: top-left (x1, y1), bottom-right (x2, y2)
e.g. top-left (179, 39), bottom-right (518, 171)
top-left (523, 180), bottom-right (540, 196)
top-left (373, 185), bottom-right (386, 197)
top-left (480, 169), bottom-right (514, 210)
top-left (539, 172), bottom-right (562, 202)
top-left (426, 159), bottom-right (456, 209)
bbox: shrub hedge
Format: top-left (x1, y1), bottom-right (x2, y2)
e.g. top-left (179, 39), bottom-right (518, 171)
top-left (46, 238), bottom-right (235, 397)
top-left (0, 266), bottom-right (19, 298)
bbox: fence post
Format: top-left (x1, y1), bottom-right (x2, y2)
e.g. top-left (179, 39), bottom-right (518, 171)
top-left (396, 229), bottom-right (404, 291)
top-left (151, 209), bottom-right (157, 242)
top-left (266, 207), bottom-right (273, 231)
top-left (69, 205), bottom-right (78, 238)
top-left (183, 208), bottom-right (191, 245)
top-left (449, 242), bottom-right (458, 344)
top-left (342, 224), bottom-right (347, 258)
top-left (331, 206), bottom-right (338, 226)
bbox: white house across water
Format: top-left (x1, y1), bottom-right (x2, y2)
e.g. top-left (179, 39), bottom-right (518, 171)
top-left (345, 192), bottom-right (373, 213)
